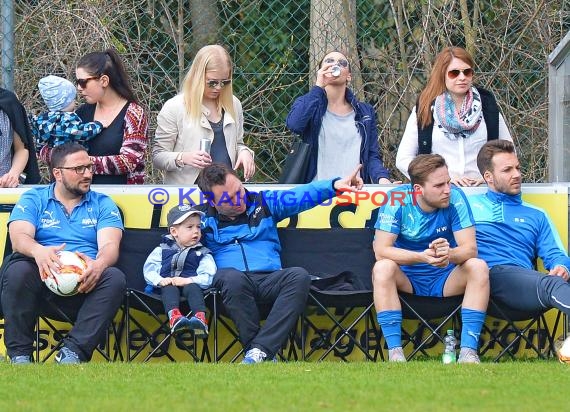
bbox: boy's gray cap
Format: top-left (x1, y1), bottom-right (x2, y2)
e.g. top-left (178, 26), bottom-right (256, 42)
top-left (167, 204), bottom-right (204, 227)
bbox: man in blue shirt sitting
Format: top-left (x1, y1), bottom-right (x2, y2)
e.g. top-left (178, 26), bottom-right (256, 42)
top-left (1, 142), bottom-right (125, 364)
top-left (195, 162), bottom-right (363, 363)
top-left (468, 140), bottom-right (570, 361)
top-left (373, 154), bottom-right (489, 363)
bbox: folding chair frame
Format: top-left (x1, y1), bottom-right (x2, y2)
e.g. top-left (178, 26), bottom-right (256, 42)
top-left (35, 299), bottom-right (117, 363)
top-left (211, 296), bottom-right (299, 363)
top-left (398, 293), bottom-right (463, 360)
top-left (480, 298), bottom-right (563, 362)
top-left (301, 290), bottom-right (378, 361)
top-left (124, 288), bottom-right (216, 362)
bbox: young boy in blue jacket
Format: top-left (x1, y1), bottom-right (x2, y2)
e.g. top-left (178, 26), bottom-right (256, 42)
top-left (143, 204), bottom-right (216, 336)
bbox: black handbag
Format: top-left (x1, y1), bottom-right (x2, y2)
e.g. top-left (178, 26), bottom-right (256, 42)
top-left (278, 140), bottom-right (311, 184)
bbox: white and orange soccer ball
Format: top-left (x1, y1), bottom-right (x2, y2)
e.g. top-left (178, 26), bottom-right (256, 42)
top-left (557, 336), bottom-right (570, 364)
top-left (44, 250), bottom-right (87, 297)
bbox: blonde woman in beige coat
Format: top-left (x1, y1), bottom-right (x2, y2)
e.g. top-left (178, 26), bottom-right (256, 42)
top-left (153, 45), bottom-right (255, 185)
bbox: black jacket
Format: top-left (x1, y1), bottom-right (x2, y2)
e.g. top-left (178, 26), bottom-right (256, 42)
top-left (0, 88), bottom-right (41, 183)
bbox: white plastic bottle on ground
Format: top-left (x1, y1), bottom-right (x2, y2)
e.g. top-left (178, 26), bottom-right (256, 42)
top-left (442, 329), bottom-right (457, 364)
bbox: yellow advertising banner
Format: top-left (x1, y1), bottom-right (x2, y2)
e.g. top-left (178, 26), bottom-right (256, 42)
top-left (0, 184), bottom-right (567, 362)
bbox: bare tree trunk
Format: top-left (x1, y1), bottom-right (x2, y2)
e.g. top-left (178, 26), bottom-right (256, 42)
top-left (157, 0), bottom-right (185, 87)
top-left (177, 0), bottom-right (185, 86)
top-left (309, 0), bottom-right (361, 95)
top-left (459, 0), bottom-right (476, 56)
top-left (190, 0), bottom-right (219, 55)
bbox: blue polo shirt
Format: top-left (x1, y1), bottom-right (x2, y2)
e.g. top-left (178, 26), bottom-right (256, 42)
top-left (8, 184), bottom-right (123, 259)
top-left (374, 184), bottom-right (475, 279)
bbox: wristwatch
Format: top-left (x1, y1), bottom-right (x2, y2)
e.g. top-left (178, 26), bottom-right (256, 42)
top-left (175, 152), bottom-right (184, 168)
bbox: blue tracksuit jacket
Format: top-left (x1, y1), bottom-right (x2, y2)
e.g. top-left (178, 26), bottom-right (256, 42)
top-left (197, 179), bottom-right (338, 272)
top-left (286, 86), bottom-right (390, 183)
top-left (468, 190), bottom-right (570, 272)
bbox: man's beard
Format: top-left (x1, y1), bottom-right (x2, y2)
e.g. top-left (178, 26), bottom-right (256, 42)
top-left (62, 178), bottom-right (90, 196)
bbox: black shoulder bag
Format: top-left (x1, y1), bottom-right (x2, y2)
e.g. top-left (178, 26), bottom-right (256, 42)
top-left (278, 140), bottom-right (311, 184)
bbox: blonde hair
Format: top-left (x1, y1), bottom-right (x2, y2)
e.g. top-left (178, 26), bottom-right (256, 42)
top-left (417, 46), bottom-right (475, 128)
top-left (181, 45), bottom-right (236, 125)
top-left (408, 154), bottom-right (447, 186)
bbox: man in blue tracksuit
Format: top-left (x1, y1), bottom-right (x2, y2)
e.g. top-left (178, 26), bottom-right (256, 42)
top-left (469, 140), bottom-right (570, 358)
top-left (195, 162), bottom-right (363, 363)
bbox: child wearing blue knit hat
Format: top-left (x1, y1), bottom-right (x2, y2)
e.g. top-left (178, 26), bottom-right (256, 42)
top-left (31, 75), bottom-right (103, 153)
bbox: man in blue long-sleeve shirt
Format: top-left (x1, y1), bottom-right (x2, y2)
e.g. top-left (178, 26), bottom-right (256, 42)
top-left (195, 162), bottom-right (363, 363)
top-left (468, 140), bottom-right (570, 361)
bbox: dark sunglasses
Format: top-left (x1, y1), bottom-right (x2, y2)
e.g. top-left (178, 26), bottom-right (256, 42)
top-left (206, 79), bottom-right (232, 89)
top-left (75, 76), bottom-right (99, 88)
top-left (323, 57), bottom-right (349, 68)
top-left (447, 68), bottom-right (474, 79)
top-left (56, 164), bottom-right (94, 175)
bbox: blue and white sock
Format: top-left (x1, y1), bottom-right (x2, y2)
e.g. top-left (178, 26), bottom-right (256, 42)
top-left (461, 308), bottom-right (486, 350)
top-left (377, 310), bottom-right (402, 349)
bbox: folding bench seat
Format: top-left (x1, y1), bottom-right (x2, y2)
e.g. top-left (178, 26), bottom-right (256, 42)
top-left (0, 241), bottom-right (118, 363)
top-left (278, 227), bottom-right (379, 361)
top-left (396, 293), bottom-right (463, 360)
top-left (117, 228), bottom-right (216, 362)
top-left (479, 297), bottom-right (563, 361)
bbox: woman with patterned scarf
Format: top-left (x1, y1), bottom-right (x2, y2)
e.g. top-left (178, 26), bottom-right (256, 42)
top-left (396, 46), bottom-right (512, 186)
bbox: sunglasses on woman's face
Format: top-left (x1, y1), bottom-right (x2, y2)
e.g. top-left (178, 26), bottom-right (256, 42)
top-left (323, 57), bottom-right (349, 68)
top-left (206, 79), bottom-right (232, 89)
top-left (447, 68), bottom-right (474, 79)
top-left (75, 76), bottom-right (100, 88)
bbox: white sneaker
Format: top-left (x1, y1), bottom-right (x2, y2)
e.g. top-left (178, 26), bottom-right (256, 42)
top-left (388, 347), bottom-right (406, 362)
top-left (458, 347), bottom-right (480, 364)
top-left (557, 336), bottom-right (570, 364)
top-left (241, 348), bottom-right (267, 364)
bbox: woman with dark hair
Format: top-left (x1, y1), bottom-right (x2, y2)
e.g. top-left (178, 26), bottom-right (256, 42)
top-left (396, 46), bottom-right (512, 187)
top-left (39, 48), bottom-right (148, 184)
top-left (286, 50), bottom-right (395, 184)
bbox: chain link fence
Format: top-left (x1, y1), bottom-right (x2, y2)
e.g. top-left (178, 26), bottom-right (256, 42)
top-left (2, 0), bottom-right (569, 183)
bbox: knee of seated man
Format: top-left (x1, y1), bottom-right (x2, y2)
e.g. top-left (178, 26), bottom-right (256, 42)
top-left (213, 268), bottom-right (248, 288)
top-left (4, 260), bottom-right (39, 289)
top-left (99, 267), bottom-right (126, 291)
top-left (372, 259), bottom-right (400, 282)
top-left (287, 267), bottom-right (310, 288)
top-left (539, 272), bottom-right (569, 288)
top-left (462, 258), bottom-right (489, 281)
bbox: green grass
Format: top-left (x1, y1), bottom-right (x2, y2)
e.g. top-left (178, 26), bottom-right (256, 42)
top-left (1, 361), bottom-right (568, 411)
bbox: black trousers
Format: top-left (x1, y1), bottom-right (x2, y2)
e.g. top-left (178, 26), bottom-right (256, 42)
top-left (160, 283), bottom-right (206, 314)
top-left (213, 267), bottom-right (310, 358)
top-left (1, 258), bottom-right (125, 361)
top-left (491, 265), bottom-right (570, 315)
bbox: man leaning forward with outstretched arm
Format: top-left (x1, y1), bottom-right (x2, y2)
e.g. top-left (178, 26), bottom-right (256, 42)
top-left (372, 154), bottom-right (489, 363)
top-left (195, 162), bottom-right (363, 363)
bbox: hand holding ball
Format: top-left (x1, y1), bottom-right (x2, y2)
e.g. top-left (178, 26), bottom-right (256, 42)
top-left (44, 251), bottom-right (86, 296)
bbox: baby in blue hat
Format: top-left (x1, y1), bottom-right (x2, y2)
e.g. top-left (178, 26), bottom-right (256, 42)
top-left (31, 75), bottom-right (103, 152)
